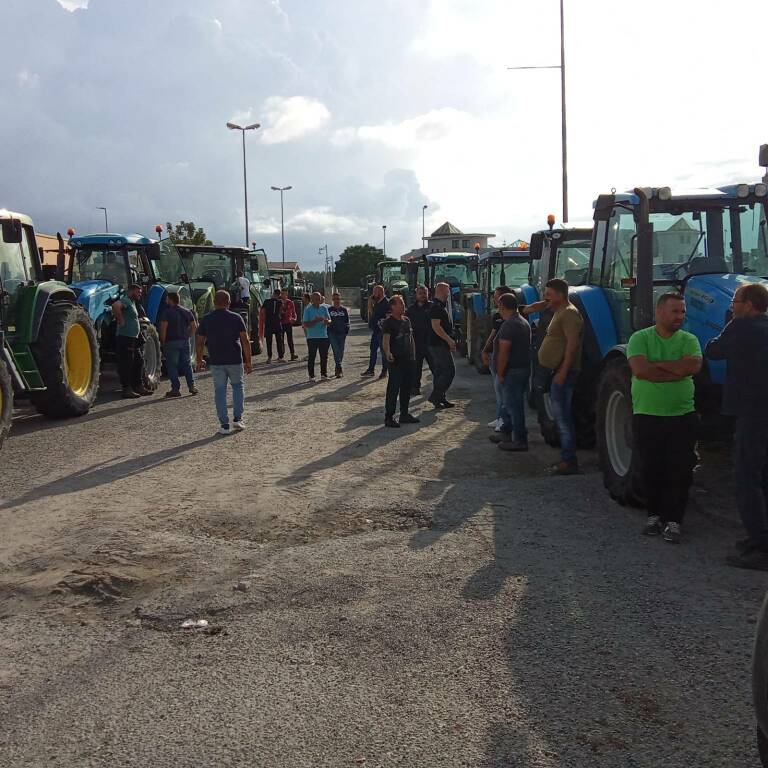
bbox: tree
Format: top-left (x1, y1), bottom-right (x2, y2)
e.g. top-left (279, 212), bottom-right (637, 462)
top-left (334, 244), bottom-right (392, 286)
top-left (165, 221), bottom-right (212, 246)
top-left (300, 270), bottom-right (325, 289)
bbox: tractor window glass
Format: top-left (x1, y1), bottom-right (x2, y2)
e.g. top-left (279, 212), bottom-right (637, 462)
top-left (126, 249), bottom-right (142, 282)
top-left (647, 210), bottom-right (724, 279)
top-left (490, 260), bottom-right (530, 289)
top-left (152, 239), bottom-right (185, 284)
top-left (380, 263), bottom-right (407, 284)
top-left (602, 209), bottom-right (636, 289)
top-left (180, 252), bottom-right (233, 288)
top-left (553, 238), bottom-right (591, 285)
top-left (732, 203), bottom-right (768, 277)
top-left (0, 237), bottom-right (28, 292)
top-left (417, 265), bottom-right (426, 285)
top-left (72, 249), bottom-right (126, 285)
top-left (432, 261), bottom-right (477, 289)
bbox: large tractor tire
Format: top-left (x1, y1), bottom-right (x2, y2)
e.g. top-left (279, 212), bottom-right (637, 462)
top-left (595, 357), bottom-right (643, 506)
top-left (29, 302), bottom-right (100, 417)
top-left (142, 324), bottom-right (162, 391)
top-left (534, 385), bottom-right (560, 447)
top-left (753, 591), bottom-right (768, 767)
top-left (0, 361), bottom-right (12, 449)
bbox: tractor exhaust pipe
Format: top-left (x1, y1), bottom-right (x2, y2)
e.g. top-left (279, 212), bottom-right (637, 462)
top-left (56, 232), bottom-right (66, 282)
top-left (633, 187), bottom-right (655, 330)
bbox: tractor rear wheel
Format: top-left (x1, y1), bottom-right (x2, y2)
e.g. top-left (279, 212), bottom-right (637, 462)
top-left (0, 361), bottom-right (12, 448)
top-left (596, 357), bottom-right (643, 506)
top-left (142, 324), bottom-right (162, 391)
top-left (29, 302), bottom-right (100, 417)
top-left (534, 384), bottom-right (560, 447)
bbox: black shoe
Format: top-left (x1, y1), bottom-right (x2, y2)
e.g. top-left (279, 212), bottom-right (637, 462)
top-left (734, 538), bottom-right (761, 555)
top-left (385, 417), bottom-right (400, 428)
top-left (727, 549), bottom-right (768, 571)
top-left (164, 390), bottom-right (182, 399)
top-left (188, 387), bottom-right (199, 395)
top-left (361, 369), bottom-right (375, 377)
top-left (136, 386), bottom-right (154, 396)
top-left (399, 413), bottom-right (420, 424)
top-left (440, 400), bottom-right (455, 408)
top-left (378, 371), bottom-right (388, 379)
top-left (121, 388), bottom-right (141, 399)
top-left (489, 432), bottom-right (512, 443)
top-left (642, 515), bottom-right (664, 536)
top-left (498, 440), bottom-right (529, 452)
top-left (433, 401), bottom-right (447, 410)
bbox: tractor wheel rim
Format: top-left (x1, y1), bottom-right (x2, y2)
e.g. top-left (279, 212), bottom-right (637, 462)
top-left (144, 337), bottom-right (159, 381)
top-left (64, 323), bottom-right (93, 397)
top-left (605, 389), bottom-right (632, 477)
top-left (542, 392), bottom-right (554, 421)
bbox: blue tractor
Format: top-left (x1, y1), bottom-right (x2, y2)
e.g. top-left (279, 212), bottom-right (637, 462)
top-left (565, 178), bottom-right (768, 504)
top-left (65, 233), bottom-right (193, 389)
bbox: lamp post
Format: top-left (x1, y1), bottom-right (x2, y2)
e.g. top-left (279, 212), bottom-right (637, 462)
top-left (382, 225), bottom-right (387, 258)
top-left (96, 206), bottom-right (108, 231)
top-left (422, 204), bottom-right (428, 249)
top-left (227, 121), bottom-right (261, 248)
top-left (271, 185), bottom-right (292, 267)
top-left (508, 0), bottom-right (568, 222)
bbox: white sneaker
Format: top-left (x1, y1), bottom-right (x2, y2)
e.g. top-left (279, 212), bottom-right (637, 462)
top-left (218, 425), bottom-right (232, 435)
top-left (309, 376), bottom-right (316, 382)
top-left (232, 421), bottom-right (245, 432)
top-left (487, 418), bottom-right (500, 428)
top-left (494, 424), bottom-right (504, 432)
top-left (321, 374), bottom-right (329, 381)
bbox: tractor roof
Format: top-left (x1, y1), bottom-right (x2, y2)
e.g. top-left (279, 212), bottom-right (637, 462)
top-left (422, 252), bottom-right (474, 263)
top-left (69, 233), bottom-right (155, 248)
top-left (532, 222), bottom-right (592, 235)
top-left (478, 249), bottom-right (531, 263)
top-left (0, 209), bottom-right (33, 227)
top-left (176, 244), bottom-right (249, 256)
top-left (602, 184), bottom-right (767, 207)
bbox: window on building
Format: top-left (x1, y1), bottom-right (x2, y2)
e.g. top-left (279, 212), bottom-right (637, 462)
top-left (452, 239), bottom-right (460, 248)
top-left (462, 239), bottom-right (469, 248)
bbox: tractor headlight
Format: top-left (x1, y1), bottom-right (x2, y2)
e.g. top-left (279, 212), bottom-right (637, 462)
top-left (737, 184), bottom-right (750, 198)
top-left (657, 186), bottom-right (672, 201)
top-left (755, 183), bottom-right (768, 197)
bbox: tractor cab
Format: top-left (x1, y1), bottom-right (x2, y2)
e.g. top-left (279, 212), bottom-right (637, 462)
top-left (360, 273), bottom-right (375, 321)
top-left (270, 267), bottom-right (304, 323)
top-left (376, 260), bottom-right (409, 302)
top-left (247, 247), bottom-right (271, 304)
top-left (526, 222), bottom-right (593, 303)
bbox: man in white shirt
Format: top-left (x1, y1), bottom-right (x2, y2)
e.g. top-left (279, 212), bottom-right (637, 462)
top-left (236, 271), bottom-right (251, 304)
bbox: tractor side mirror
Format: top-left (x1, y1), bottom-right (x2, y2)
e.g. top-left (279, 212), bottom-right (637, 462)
top-left (1, 219), bottom-right (22, 243)
top-left (529, 233), bottom-right (544, 262)
top-left (759, 144), bottom-right (768, 169)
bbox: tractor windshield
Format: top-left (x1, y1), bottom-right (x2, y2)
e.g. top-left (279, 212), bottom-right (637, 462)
top-left (733, 202), bottom-right (768, 276)
top-left (0, 236), bottom-right (28, 293)
top-left (431, 261), bottom-right (477, 289)
top-left (150, 240), bottom-right (186, 284)
top-left (180, 251), bottom-right (234, 289)
top-left (554, 238), bottom-right (591, 284)
top-left (381, 263), bottom-right (407, 284)
top-left (490, 260), bottom-right (530, 290)
top-left (71, 249), bottom-right (127, 285)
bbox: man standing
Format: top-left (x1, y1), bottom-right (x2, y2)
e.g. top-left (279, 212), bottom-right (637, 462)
top-left (481, 285), bottom-right (513, 430)
top-left (627, 292), bottom-right (702, 543)
top-left (525, 278), bottom-right (584, 474)
top-left (111, 283), bottom-right (151, 399)
top-left (382, 296), bottom-right (419, 428)
top-left (489, 293), bottom-right (531, 451)
top-left (260, 288), bottom-right (285, 362)
top-left (235, 270), bottom-right (250, 305)
top-left (428, 282), bottom-right (457, 409)
top-left (405, 285), bottom-right (433, 395)
top-left (706, 283), bottom-right (768, 569)
top-left (362, 284), bottom-right (389, 379)
top-left (327, 292), bottom-right (350, 378)
top-left (158, 291), bottom-right (198, 398)
top-left (196, 290), bottom-right (253, 435)
top-left (280, 289), bottom-right (299, 360)
top-left (302, 291), bottom-right (332, 381)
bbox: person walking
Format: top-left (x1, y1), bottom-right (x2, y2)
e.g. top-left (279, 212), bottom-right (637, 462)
top-left (405, 285), bottom-right (434, 395)
top-left (158, 291), bottom-right (198, 398)
top-left (428, 282), bottom-right (457, 409)
top-left (706, 283), bottom-right (768, 569)
top-left (302, 291), bottom-right (331, 381)
top-left (489, 293), bottom-right (531, 451)
top-left (524, 278), bottom-right (584, 474)
top-left (362, 284), bottom-right (390, 379)
top-left (260, 288), bottom-right (285, 362)
top-left (481, 285), bottom-right (513, 430)
top-left (280, 289), bottom-right (299, 360)
top-left (382, 295), bottom-right (420, 428)
top-left (235, 270), bottom-right (251, 306)
top-left (196, 290), bottom-right (253, 435)
top-left (627, 292), bottom-right (702, 543)
top-left (327, 292), bottom-right (350, 378)
top-left (111, 283), bottom-right (151, 399)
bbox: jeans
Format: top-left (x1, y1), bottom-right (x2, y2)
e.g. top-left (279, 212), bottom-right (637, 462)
top-left (499, 367), bottom-right (530, 443)
top-left (307, 338), bottom-right (330, 377)
top-left (412, 344), bottom-right (433, 391)
top-left (549, 370), bottom-right (578, 463)
top-left (211, 364), bottom-right (244, 428)
top-left (265, 329), bottom-right (285, 359)
top-left (329, 333), bottom-right (347, 370)
top-left (385, 359), bottom-right (415, 419)
top-left (368, 329), bottom-right (389, 373)
top-left (490, 353), bottom-right (503, 421)
top-left (116, 335), bottom-right (145, 390)
top-left (733, 415), bottom-right (768, 550)
top-left (428, 344), bottom-right (455, 403)
top-left (282, 324), bottom-right (295, 356)
top-left (633, 412), bottom-right (698, 524)
top-left (163, 339), bottom-right (195, 391)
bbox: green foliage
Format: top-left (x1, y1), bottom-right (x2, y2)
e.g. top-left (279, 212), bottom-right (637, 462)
top-left (165, 221), bottom-right (213, 246)
top-left (334, 244), bottom-right (392, 287)
top-left (300, 270), bottom-right (325, 289)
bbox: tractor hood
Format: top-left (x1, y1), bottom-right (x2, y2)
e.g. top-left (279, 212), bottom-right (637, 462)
top-left (70, 279), bottom-right (118, 298)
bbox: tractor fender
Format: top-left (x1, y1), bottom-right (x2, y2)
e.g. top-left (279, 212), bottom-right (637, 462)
top-left (520, 284), bottom-right (540, 322)
top-left (569, 285), bottom-right (618, 359)
top-left (16, 282), bottom-right (77, 345)
top-left (145, 283), bottom-right (167, 325)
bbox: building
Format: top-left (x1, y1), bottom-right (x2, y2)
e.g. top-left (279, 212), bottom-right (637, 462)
top-left (268, 261), bottom-right (301, 272)
top-left (400, 221), bottom-right (496, 261)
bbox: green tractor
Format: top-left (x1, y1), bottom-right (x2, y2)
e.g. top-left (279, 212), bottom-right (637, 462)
top-left (269, 267), bottom-right (304, 324)
top-left (0, 211), bottom-right (99, 448)
top-left (375, 260), bottom-right (409, 303)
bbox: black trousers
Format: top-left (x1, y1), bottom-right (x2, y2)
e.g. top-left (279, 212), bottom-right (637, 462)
top-left (307, 338), bottom-right (330, 378)
top-left (413, 344), bottom-right (433, 390)
top-left (265, 329), bottom-right (285, 359)
top-left (282, 324), bottom-right (295, 356)
top-left (733, 415), bottom-right (768, 550)
top-left (386, 359), bottom-right (415, 419)
top-left (633, 412), bottom-right (699, 524)
top-left (116, 335), bottom-right (145, 390)
top-left (428, 344), bottom-right (455, 403)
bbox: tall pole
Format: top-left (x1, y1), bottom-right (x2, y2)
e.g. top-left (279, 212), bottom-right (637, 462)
top-left (280, 190), bottom-right (285, 267)
top-left (422, 204), bottom-right (428, 248)
top-left (242, 130), bottom-right (249, 248)
top-left (383, 225), bottom-right (387, 258)
top-left (559, 0), bottom-right (568, 223)
top-left (97, 206), bottom-right (108, 231)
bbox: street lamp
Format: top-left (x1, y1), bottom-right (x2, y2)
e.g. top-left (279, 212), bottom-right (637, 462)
top-left (271, 185), bottom-right (292, 267)
top-left (422, 204), bottom-right (428, 248)
top-left (382, 225), bottom-right (387, 258)
top-left (508, 0), bottom-right (568, 222)
top-left (227, 121), bottom-right (261, 247)
top-left (96, 206), bottom-right (108, 231)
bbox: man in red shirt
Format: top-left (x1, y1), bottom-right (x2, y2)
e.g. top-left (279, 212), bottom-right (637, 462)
top-left (280, 289), bottom-right (299, 361)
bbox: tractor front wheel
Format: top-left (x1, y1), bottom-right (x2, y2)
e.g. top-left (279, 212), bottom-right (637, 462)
top-left (0, 361), bottom-right (12, 448)
top-left (142, 324), bottom-right (162, 391)
top-left (30, 302), bottom-right (100, 417)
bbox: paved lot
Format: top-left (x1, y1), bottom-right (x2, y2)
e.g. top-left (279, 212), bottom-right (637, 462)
top-left (0, 317), bottom-right (765, 767)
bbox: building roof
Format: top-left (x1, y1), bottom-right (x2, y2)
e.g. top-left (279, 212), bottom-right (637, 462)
top-left (268, 261), bottom-right (300, 271)
top-left (430, 221), bottom-right (464, 237)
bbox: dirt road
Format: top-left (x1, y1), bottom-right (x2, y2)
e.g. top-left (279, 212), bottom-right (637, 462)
top-left (0, 318), bottom-right (764, 766)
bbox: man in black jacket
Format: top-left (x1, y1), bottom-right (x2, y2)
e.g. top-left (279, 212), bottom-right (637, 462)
top-left (428, 282), bottom-right (457, 409)
top-left (362, 284), bottom-right (389, 379)
top-left (706, 282), bottom-right (768, 570)
top-left (405, 285), bottom-right (433, 394)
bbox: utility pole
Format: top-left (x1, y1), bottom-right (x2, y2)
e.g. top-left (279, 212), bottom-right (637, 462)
top-left (508, 0), bottom-right (568, 222)
top-left (271, 186), bottom-right (292, 267)
top-left (422, 204), bottom-right (428, 249)
top-left (226, 121), bottom-right (261, 247)
top-left (96, 206), bottom-right (108, 231)
top-left (382, 225), bottom-right (387, 258)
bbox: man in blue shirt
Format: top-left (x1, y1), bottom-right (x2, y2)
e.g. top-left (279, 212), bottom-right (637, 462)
top-left (302, 291), bottom-right (332, 381)
top-left (327, 292), bottom-right (350, 378)
top-left (159, 291), bottom-right (198, 398)
top-left (196, 290), bottom-right (253, 435)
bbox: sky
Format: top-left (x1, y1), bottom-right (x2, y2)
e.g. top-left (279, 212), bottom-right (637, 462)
top-left (2, 0), bottom-right (767, 270)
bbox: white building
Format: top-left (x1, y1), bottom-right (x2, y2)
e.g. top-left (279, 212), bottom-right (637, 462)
top-left (400, 221), bottom-right (496, 261)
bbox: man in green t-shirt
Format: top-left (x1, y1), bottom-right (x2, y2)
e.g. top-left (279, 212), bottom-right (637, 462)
top-left (627, 292), bottom-right (702, 543)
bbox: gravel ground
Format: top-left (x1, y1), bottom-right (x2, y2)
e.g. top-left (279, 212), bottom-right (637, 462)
top-left (0, 317), bottom-right (766, 767)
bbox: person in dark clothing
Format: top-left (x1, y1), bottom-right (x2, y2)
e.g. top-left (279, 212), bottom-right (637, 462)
top-left (489, 293), bottom-right (531, 451)
top-left (405, 285), bottom-right (434, 394)
top-left (481, 285), bottom-right (513, 430)
top-left (706, 283), bottom-right (768, 569)
top-left (158, 291), bottom-right (198, 397)
top-left (260, 289), bottom-right (285, 362)
top-left (382, 296), bottom-right (419, 428)
top-left (111, 283), bottom-right (152, 398)
top-left (327, 292), bottom-right (350, 378)
top-left (428, 282), bottom-right (456, 409)
top-left (279, 289), bottom-right (299, 360)
top-left (362, 284), bottom-right (389, 379)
